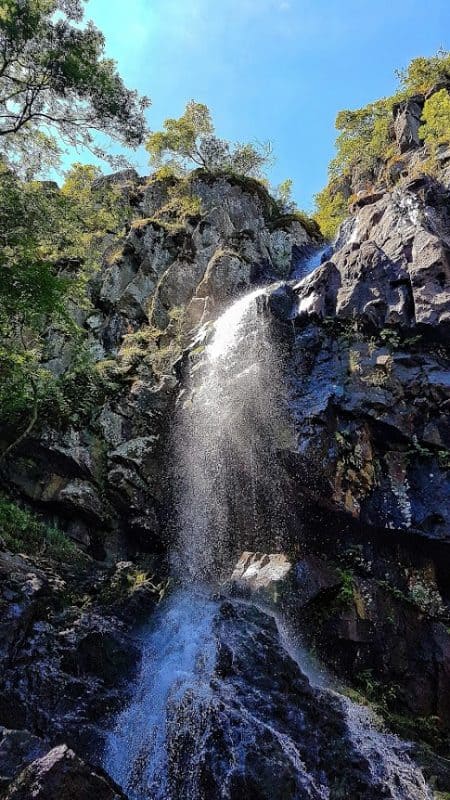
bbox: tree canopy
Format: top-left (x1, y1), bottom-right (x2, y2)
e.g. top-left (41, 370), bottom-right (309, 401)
top-left (396, 49), bottom-right (450, 95)
top-left (0, 0), bottom-right (149, 172)
top-left (146, 100), bottom-right (273, 178)
top-left (314, 50), bottom-right (450, 240)
top-left (420, 89), bottom-right (450, 150)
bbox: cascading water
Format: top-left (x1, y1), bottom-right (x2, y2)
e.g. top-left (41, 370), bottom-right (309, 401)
top-left (172, 284), bottom-right (291, 582)
top-left (104, 256), bottom-right (432, 800)
top-left (104, 284), bottom-right (291, 799)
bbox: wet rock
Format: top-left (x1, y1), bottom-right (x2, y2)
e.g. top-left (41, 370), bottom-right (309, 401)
top-left (4, 744), bottom-right (126, 800)
top-left (164, 600), bottom-right (431, 800)
top-left (295, 260), bottom-right (340, 319)
top-left (0, 547), bottom-right (141, 758)
top-left (293, 555), bottom-right (341, 605)
top-left (230, 551), bottom-right (292, 592)
top-left (0, 728), bottom-right (47, 789)
top-left (267, 283), bottom-right (297, 320)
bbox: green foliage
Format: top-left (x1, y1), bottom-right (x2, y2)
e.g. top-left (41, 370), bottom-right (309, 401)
top-left (0, 494), bottom-right (80, 561)
top-left (119, 306), bottom-right (185, 377)
top-left (313, 184), bottom-right (347, 239)
top-left (385, 711), bottom-right (447, 752)
top-left (355, 668), bottom-right (400, 709)
top-left (150, 177), bottom-right (203, 229)
top-left (98, 561), bottom-right (171, 607)
top-left (273, 178), bottom-right (296, 213)
top-left (146, 100), bottom-right (272, 178)
top-left (396, 49), bottom-right (450, 94)
top-left (271, 211), bottom-right (320, 240)
top-left (420, 89), bottom-right (450, 150)
top-left (42, 341), bottom-right (120, 426)
top-left (335, 569), bottom-right (355, 608)
top-left (0, 161), bottom-right (127, 456)
top-left (330, 98), bottom-right (395, 182)
top-left (60, 162), bottom-right (132, 274)
top-left (0, 0), bottom-right (149, 173)
top-left (314, 50), bottom-right (450, 238)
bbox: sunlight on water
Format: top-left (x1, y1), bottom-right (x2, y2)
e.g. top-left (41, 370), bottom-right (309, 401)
top-left (172, 282), bottom-right (290, 582)
top-left (207, 287), bottom-right (267, 361)
top-left (104, 590), bottom-right (218, 800)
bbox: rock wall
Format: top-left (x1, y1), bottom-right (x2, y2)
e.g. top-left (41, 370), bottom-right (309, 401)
top-left (266, 114), bottom-right (450, 767)
top-left (1, 172), bottom-right (316, 559)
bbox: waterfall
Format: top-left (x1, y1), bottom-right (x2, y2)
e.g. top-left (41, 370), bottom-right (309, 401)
top-left (104, 284), bottom-right (290, 798)
top-left (172, 284), bottom-right (290, 583)
top-left (103, 257), bottom-right (432, 800)
top-left (104, 590), bottom-right (219, 800)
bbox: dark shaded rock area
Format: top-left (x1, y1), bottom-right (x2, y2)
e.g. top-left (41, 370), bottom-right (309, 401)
top-left (261, 129), bottom-right (450, 787)
top-left (164, 599), bottom-right (430, 800)
top-left (0, 546), bottom-right (164, 796)
top-left (3, 744), bottom-right (125, 800)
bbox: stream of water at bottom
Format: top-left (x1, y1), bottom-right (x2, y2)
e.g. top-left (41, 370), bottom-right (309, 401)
top-left (104, 590), bottom-right (218, 800)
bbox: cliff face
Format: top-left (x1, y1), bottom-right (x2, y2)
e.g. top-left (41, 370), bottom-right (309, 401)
top-left (278, 109), bottom-right (450, 762)
top-left (0, 173), bottom-right (320, 795)
top-left (0, 99), bottom-right (449, 794)
top-left (2, 172), bottom-right (315, 558)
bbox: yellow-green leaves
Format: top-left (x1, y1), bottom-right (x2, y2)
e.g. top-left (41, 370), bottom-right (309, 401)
top-left (313, 185), bottom-right (347, 240)
top-left (420, 89), bottom-right (450, 150)
top-left (145, 100), bottom-right (272, 178)
top-left (396, 50), bottom-right (450, 95)
top-left (330, 98), bottom-right (394, 180)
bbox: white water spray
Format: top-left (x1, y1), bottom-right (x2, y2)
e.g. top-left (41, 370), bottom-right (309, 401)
top-left (173, 284), bottom-right (290, 582)
top-left (104, 253), bottom-right (432, 800)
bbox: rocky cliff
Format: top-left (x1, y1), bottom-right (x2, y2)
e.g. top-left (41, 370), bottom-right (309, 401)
top-left (0, 98), bottom-right (449, 795)
top-left (276, 107), bottom-right (450, 783)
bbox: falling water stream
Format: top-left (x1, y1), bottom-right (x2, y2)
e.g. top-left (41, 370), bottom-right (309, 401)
top-left (104, 251), bottom-right (432, 800)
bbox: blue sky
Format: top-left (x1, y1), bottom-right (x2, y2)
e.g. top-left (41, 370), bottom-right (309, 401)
top-left (79, 0), bottom-right (449, 210)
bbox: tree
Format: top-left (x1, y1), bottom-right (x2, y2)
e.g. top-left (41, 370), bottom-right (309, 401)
top-left (274, 178), bottom-right (296, 213)
top-left (0, 160), bottom-right (132, 460)
top-left (396, 49), bottom-right (450, 95)
top-left (146, 100), bottom-right (272, 177)
top-left (420, 89), bottom-right (450, 150)
top-left (330, 99), bottom-right (393, 180)
top-left (0, 161), bottom-right (70, 459)
top-left (0, 0), bottom-right (150, 172)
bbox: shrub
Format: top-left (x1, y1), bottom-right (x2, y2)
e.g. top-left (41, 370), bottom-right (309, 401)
top-left (420, 89), bottom-right (450, 151)
top-left (0, 496), bottom-right (80, 562)
top-left (314, 185), bottom-right (347, 240)
top-left (396, 49), bottom-right (450, 95)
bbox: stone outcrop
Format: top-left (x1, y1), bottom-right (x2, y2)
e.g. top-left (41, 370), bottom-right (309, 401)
top-left (288, 173), bottom-right (450, 543)
top-left (4, 745), bottom-right (125, 800)
top-left (393, 95), bottom-right (424, 153)
top-left (0, 547), bottom-right (164, 782)
top-left (254, 104), bottom-right (450, 760)
top-left (230, 551), bottom-right (292, 596)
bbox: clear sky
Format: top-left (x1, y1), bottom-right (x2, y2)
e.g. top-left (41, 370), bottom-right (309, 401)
top-left (79, 0), bottom-right (450, 210)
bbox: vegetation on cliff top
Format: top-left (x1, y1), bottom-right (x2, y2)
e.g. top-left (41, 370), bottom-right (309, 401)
top-left (146, 100), bottom-right (273, 179)
top-left (314, 50), bottom-right (450, 239)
